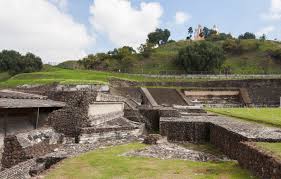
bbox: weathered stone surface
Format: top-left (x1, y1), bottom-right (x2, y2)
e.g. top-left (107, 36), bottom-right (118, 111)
top-left (143, 134), bottom-right (162, 145)
top-left (1, 128), bottom-right (64, 169)
top-left (124, 142), bottom-right (227, 162)
top-left (160, 115), bottom-right (281, 178)
top-left (238, 142), bottom-right (281, 179)
top-left (48, 91), bottom-right (97, 138)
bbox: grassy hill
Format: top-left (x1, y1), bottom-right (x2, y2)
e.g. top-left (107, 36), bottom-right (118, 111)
top-left (1, 39), bottom-right (281, 88)
top-left (130, 39), bottom-right (281, 74)
top-left (0, 66), bottom-right (218, 88)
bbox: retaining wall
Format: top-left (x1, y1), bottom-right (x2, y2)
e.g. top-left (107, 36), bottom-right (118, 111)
top-left (111, 79), bottom-right (281, 107)
top-left (160, 121), bottom-right (210, 143)
top-left (238, 142), bottom-right (281, 179)
top-left (209, 124), bottom-right (248, 159)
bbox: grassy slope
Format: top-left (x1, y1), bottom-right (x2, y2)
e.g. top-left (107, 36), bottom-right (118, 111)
top-left (207, 108), bottom-right (281, 127)
top-left (131, 40), bottom-right (281, 74)
top-left (45, 143), bottom-right (253, 179)
top-left (0, 66), bottom-right (247, 88)
top-left (0, 72), bottom-right (11, 82)
top-left (255, 143), bottom-right (281, 160)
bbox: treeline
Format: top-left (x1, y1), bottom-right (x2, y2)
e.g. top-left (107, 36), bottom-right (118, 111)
top-left (0, 50), bottom-right (43, 75)
top-left (78, 28), bottom-right (172, 72)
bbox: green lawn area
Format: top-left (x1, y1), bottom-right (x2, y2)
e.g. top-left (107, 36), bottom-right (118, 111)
top-left (0, 72), bottom-right (11, 82)
top-left (45, 143), bottom-right (253, 179)
top-left (0, 67), bottom-right (245, 88)
top-left (0, 67), bottom-right (181, 88)
top-left (255, 142), bottom-right (281, 160)
top-left (207, 108), bottom-right (281, 127)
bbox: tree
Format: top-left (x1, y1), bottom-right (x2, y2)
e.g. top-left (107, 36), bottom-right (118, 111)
top-left (203, 27), bottom-right (210, 38)
top-left (238, 32), bottom-right (256, 40)
top-left (177, 41), bottom-right (225, 73)
top-left (138, 43), bottom-right (154, 58)
top-left (147, 28), bottom-right (171, 45)
top-left (0, 50), bottom-right (43, 75)
top-left (260, 34), bottom-right (266, 41)
top-left (206, 33), bottom-right (233, 41)
top-left (187, 27), bottom-right (193, 39)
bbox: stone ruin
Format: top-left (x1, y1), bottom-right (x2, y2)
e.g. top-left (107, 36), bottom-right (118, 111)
top-left (1, 128), bottom-right (64, 169)
top-left (0, 79), bottom-right (281, 178)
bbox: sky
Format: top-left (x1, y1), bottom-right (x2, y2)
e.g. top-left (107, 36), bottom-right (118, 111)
top-left (0, 0), bottom-right (281, 64)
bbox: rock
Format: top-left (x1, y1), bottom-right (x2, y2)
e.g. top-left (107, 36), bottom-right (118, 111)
top-left (143, 134), bottom-right (162, 145)
top-left (29, 163), bottom-right (45, 177)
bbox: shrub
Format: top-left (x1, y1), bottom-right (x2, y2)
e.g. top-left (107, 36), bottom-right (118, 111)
top-left (238, 32), bottom-right (256, 40)
top-left (222, 39), bottom-right (240, 54)
top-left (177, 41), bottom-right (225, 73)
top-left (223, 39), bottom-right (260, 54)
top-left (267, 48), bottom-right (281, 63)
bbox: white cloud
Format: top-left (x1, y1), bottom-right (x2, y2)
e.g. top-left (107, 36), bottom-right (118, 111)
top-left (49, 0), bottom-right (68, 11)
top-left (256, 26), bottom-right (276, 37)
top-left (90, 0), bottom-right (163, 49)
top-left (0, 0), bottom-right (93, 63)
top-left (262, 0), bottom-right (281, 20)
top-left (175, 11), bottom-right (191, 25)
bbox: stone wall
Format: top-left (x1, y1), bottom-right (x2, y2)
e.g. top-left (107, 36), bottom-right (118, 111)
top-left (139, 109), bottom-right (160, 133)
top-left (1, 128), bottom-right (64, 169)
top-left (138, 108), bottom-right (181, 133)
top-left (110, 79), bottom-right (281, 107)
top-left (238, 142), bottom-right (281, 179)
top-left (47, 92), bottom-right (96, 138)
top-left (160, 121), bottom-right (210, 143)
top-left (209, 124), bottom-right (248, 159)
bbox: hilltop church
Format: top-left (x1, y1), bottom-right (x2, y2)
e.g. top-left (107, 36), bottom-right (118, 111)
top-left (194, 25), bottom-right (219, 41)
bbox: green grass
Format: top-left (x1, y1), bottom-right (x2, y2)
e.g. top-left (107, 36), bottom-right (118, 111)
top-left (131, 39), bottom-right (281, 74)
top-left (45, 143), bottom-right (253, 179)
top-left (207, 108), bottom-right (281, 127)
top-left (0, 72), bottom-right (11, 82)
top-left (0, 67), bottom-right (247, 88)
top-left (255, 143), bottom-right (281, 160)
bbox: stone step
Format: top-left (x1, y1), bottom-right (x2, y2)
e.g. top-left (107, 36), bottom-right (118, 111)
top-left (87, 111), bottom-right (124, 126)
top-left (79, 125), bottom-right (144, 144)
top-left (80, 126), bottom-right (139, 134)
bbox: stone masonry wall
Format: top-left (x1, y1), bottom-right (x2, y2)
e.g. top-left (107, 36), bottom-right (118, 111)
top-left (1, 128), bottom-right (63, 169)
top-left (47, 92), bottom-right (96, 138)
top-left (110, 78), bottom-right (281, 106)
top-left (160, 121), bottom-right (210, 143)
top-left (209, 124), bottom-right (248, 159)
top-left (237, 142), bottom-right (281, 179)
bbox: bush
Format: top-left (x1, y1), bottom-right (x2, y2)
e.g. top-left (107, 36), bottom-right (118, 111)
top-left (267, 48), bottom-right (281, 63)
top-left (222, 39), bottom-right (240, 54)
top-left (177, 41), bottom-right (225, 73)
top-left (57, 61), bottom-right (81, 69)
top-left (238, 32), bottom-right (256, 40)
top-left (223, 39), bottom-right (260, 54)
top-left (206, 33), bottom-right (233, 41)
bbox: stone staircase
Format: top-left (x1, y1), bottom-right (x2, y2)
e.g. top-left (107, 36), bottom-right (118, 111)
top-left (79, 111), bottom-right (144, 144)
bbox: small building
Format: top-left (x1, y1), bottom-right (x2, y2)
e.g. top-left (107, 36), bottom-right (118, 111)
top-left (0, 90), bottom-right (65, 146)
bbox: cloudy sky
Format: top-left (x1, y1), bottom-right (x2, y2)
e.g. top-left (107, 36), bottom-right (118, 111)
top-left (0, 0), bottom-right (281, 63)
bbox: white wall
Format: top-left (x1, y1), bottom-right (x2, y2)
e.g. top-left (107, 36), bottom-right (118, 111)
top-left (88, 102), bottom-right (124, 116)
